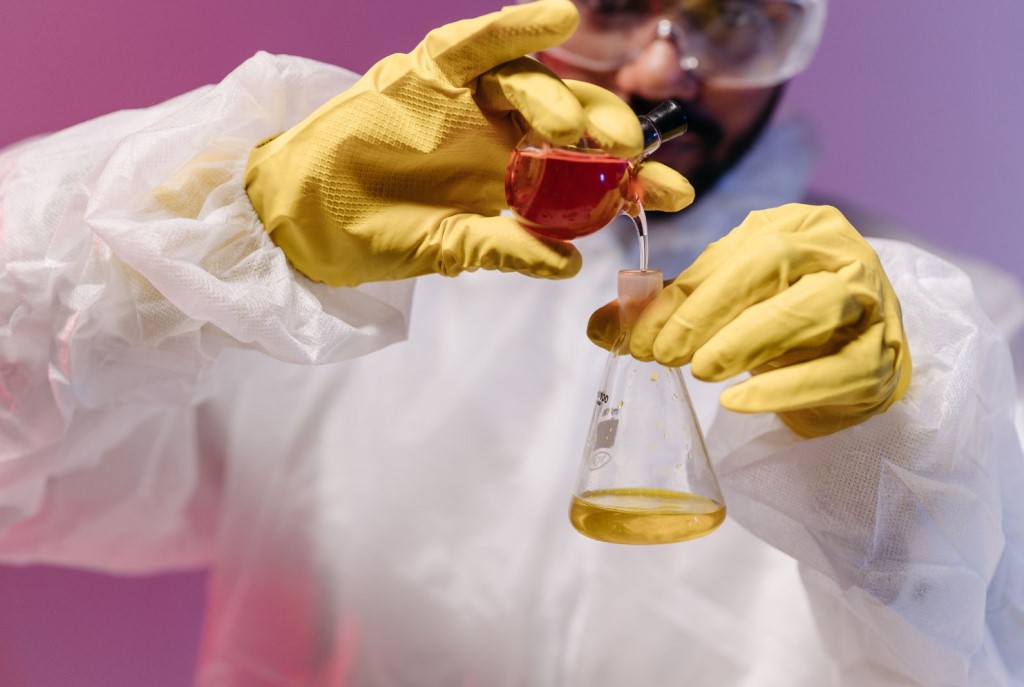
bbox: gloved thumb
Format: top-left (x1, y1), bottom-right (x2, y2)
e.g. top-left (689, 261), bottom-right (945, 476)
top-left (587, 300), bottom-right (622, 350)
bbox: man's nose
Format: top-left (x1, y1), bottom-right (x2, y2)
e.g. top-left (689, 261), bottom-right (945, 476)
top-left (614, 26), bottom-right (701, 102)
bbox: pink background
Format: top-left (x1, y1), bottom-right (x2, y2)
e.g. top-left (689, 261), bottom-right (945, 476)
top-left (1, 1), bottom-right (1022, 684)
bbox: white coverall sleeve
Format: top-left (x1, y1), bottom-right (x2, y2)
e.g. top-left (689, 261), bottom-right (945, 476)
top-left (708, 238), bottom-right (1024, 685)
top-left (0, 53), bottom-right (413, 572)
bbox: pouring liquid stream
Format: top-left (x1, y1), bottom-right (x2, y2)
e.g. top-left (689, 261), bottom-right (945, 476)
top-left (630, 204), bottom-right (649, 272)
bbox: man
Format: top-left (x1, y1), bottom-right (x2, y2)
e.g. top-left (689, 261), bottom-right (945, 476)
top-left (0, 1), bottom-right (1020, 685)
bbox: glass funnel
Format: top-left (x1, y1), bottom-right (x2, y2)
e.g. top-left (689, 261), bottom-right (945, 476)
top-left (570, 269), bottom-right (725, 545)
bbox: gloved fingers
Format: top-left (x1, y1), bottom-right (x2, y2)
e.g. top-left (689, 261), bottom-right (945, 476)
top-left (649, 226), bottom-right (746, 306)
top-left (628, 282), bottom-right (689, 362)
top-left (477, 57), bottom-right (586, 146)
top-left (719, 321), bottom-right (898, 413)
top-left (689, 268), bottom-right (871, 382)
top-left (562, 80), bottom-right (644, 159)
top-left (438, 214), bottom-right (582, 279)
top-left (587, 300), bottom-right (622, 350)
top-left (633, 162), bottom-right (695, 213)
top-left (421, 0), bottom-right (580, 86)
top-left (642, 234), bottom-right (854, 366)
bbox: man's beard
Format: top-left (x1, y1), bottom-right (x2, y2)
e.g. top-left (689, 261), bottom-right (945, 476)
top-left (629, 85), bottom-right (785, 202)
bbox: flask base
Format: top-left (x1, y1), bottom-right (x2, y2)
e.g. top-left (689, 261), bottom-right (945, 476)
top-left (569, 488), bottom-right (725, 545)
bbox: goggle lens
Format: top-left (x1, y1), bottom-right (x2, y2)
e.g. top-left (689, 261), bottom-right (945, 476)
top-left (551, 0), bottom-right (824, 87)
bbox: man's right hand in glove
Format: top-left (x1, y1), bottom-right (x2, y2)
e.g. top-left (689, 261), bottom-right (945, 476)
top-left (244, 0), bottom-right (694, 287)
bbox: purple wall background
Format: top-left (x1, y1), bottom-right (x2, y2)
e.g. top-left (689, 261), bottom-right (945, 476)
top-left (1, 2), bottom-right (1022, 685)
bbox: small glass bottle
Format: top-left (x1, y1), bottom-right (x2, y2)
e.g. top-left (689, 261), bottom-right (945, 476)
top-left (569, 269), bottom-right (725, 545)
top-left (505, 100), bottom-right (688, 241)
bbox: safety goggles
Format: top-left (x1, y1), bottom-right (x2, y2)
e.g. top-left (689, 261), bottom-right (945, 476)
top-left (537, 0), bottom-right (827, 88)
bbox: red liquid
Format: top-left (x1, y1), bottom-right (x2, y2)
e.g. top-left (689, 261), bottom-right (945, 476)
top-left (505, 147), bottom-right (632, 240)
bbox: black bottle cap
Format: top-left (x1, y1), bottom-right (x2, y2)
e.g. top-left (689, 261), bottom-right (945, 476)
top-left (640, 100), bottom-right (689, 152)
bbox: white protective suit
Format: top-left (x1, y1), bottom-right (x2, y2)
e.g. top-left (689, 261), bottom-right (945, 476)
top-left (2, 53), bottom-right (1023, 687)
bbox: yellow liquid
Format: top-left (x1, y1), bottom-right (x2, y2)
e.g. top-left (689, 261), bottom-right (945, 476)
top-left (569, 488), bottom-right (726, 545)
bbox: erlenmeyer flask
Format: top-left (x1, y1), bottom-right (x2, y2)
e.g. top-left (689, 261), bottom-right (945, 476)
top-left (570, 269), bottom-right (725, 545)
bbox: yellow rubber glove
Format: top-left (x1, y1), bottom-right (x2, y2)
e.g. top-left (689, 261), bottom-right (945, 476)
top-left (244, 0), bottom-right (693, 287)
top-left (588, 204), bottom-right (912, 438)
